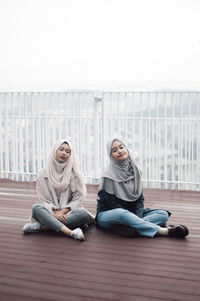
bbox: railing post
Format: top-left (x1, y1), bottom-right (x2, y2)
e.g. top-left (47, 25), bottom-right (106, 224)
top-left (94, 94), bottom-right (103, 181)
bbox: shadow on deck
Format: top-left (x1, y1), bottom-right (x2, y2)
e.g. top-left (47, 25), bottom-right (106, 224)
top-left (0, 179), bottom-right (200, 301)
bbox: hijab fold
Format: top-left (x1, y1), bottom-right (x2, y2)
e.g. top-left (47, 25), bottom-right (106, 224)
top-left (99, 138), bottom-right (142, 202)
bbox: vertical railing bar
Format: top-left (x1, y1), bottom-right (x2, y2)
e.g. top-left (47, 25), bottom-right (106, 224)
top-left (110, 92), bottom-right (113, 137)
top-left (11, 93), bottom-right (14, 180)
top-left (179, 92), bottom-right (183, 190)
top-left (183, 121), bottom-right (185, 186)
top-left (145, 113), bottom-right (148, 186)
top-left (139, 92), bottom-right (143, 169)
top-left (85, 92), bottom-right (88, 178)
top-left (185, 108), bottom-right (188, 186)
top-left (125, 92), bottom-right (128, 143)
top-left (144, 93), bottom-right (148, 187)
top-left (191, 94), bottom-right (195, 186)
top-left (8, 93), bottom-right (12, 180)
top-left (31, 93), bottom-right (36, 175)
top-left (85, 93), bottom-right (88, 178)
top-left (42, 94), bottom-right (45, 170)
top-left (37, 93), bottom-right (40, 172)
top-left (152, 109), bottom-right (155, 188)
top-left (13, 93), bottom-right (16, 180)
top-left (186, 93), bottom-right (189, 187)
top-left (94, 93), bottom-right (99, 179)
top-left (158, 95), bottom-right (161, 188)
top-left (116, 92), bottom-right (120, 139)
top-left (156, 92), bottom-right (159, 186)
top-left (197, 93), bottom-right (200, 188)
top-left (77, 92), bottom-right (81, 164)
top-left (86, 92), bottom-right (89, 180)
top-left (14, 93), bottom-right (18, 180)
top-left (64, 92), bottom-right (68, 148)
top-left (19, 93), bottom-right (24, 180)
top-left (88, 93), bottom-right (92, 180)
top-left (148, 93), bottom-right (151, 187)
top-left (5, 93), bottom-right (9, 178)
top-left (51, 92), bottom-right (55, 144)
top-left (71, 92), bottom-right (75, 143)
top-left (58, 92), bottom-right (62, 140)
top-left (0, 93), bottom-right (2, 178)
top-left (47, 92), bottom-right (51, 153)
top-left (25, 93), bottom-right (29, 179)
top-left (79, 92), bottom-right (83, 174)
top-left (164, 92), bottom-right (167, 188)
top-left (191, 118), bottom-right (194, 186)
top-left (131, 92), bottom-right (137, 174)
top-left (171, 93), bottom-right (174, 188)
top-left (10, 93), bottom-right (15, 180)
top-left (102, 92), bottom-right (106, 171)
top-left (43, 92), bottom-right (47, 168)
top-left (42, 93), bottom-right (45, 169)
top-left (188, 93), bottom-right (191, 184)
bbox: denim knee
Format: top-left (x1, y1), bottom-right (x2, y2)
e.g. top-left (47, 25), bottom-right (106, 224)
top-left (157, 210), bottom-right (169, 224)
top-left (75, 208), bottom-right (89, 222)
top-left (116, 209), bottom-right (131, 223)
top-left (66, 208), bottom-right (89, 229)
top-left (32, 203), bottom-right (43, 218)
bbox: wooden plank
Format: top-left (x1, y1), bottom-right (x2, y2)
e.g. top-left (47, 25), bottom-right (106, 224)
top-left (0, 179), bottom-right (200, 301)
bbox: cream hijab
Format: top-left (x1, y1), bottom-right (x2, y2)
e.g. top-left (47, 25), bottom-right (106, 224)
top-left (99, 138), bottom-right (142, 202)
top-left (45, 139), bottom-right (87, 197)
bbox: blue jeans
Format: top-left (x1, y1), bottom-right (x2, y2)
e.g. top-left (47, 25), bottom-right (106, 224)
top-left (97, 208), bottom-right (169, 237)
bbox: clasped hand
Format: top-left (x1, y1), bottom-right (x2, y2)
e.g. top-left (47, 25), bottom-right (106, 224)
top-left (53, 209), bottom-right (67, 223)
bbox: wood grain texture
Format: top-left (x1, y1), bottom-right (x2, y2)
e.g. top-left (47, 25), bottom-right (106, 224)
top-left (0, 179), bottom-right (199, 301)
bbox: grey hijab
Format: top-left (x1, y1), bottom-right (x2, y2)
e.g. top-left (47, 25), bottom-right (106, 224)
top-left (99, 138), bottom-right (142, 202)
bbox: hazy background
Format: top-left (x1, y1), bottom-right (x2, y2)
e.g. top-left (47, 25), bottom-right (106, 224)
top-left (1, 0), bottom-right (200, 92)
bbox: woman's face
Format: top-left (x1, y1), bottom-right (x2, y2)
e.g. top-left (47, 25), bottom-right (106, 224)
top-left (56, 143), bottom-right (71, 163)
top-left (111, 140), bottom-right (129, 161)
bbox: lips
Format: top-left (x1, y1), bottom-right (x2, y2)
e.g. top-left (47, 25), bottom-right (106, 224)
top-left (118, 153), bottom-right (125, 158)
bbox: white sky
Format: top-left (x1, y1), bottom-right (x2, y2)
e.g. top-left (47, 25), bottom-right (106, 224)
top-left (0, 0), bottom-right (200, 91)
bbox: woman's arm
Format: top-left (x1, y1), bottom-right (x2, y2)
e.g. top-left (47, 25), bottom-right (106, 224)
top-left (97, 190), bottom-right (123, 212)
top-left (132, 193), bottom-right (144, 217)
top-left (36, 173), bottom-right (58, 211)
top-left (66, 189), bottom-right (83, 211)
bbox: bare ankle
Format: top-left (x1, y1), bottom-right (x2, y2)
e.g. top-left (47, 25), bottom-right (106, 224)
top-left (60, 225), bottom-right (72, 237)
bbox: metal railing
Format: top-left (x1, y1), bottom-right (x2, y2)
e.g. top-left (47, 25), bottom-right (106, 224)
top-left (0, 91), bottom-right (200, 190)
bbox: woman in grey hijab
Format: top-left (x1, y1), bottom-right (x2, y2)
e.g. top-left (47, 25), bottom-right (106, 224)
top-left (96, 138), bottom-right (189, 238)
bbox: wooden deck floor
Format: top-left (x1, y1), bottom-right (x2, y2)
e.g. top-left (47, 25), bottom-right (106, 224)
top-left (0, 179), bottom-right (200, 301)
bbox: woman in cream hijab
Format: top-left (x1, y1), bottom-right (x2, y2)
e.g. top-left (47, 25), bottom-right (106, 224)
top-left (96, 138), bottom-right (189, 238)
top-left (23, 139), bottom-right (94, 240)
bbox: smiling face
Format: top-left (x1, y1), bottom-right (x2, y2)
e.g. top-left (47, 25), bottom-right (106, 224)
top-left (111, 140), bottom-right (129, 162)
top-left (55, 143), bottom-right (71, 163)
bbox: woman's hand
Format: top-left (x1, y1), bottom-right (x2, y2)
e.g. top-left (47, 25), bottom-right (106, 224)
top-left (53, 208), bottom-right (70, 223)
top-left (58, 213), bottom-right (67, 223)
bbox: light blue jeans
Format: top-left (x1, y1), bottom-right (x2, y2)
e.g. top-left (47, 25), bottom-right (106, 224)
top-left (97, 208), bottom-right (169, 237)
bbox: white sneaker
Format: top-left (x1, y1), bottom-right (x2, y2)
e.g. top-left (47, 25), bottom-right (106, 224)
top-left (23, 221), bottom-right (41, 234)
top-left (71, 228), bottom-right (85, 241)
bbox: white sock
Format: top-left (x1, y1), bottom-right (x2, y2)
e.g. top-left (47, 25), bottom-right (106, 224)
top-left (157, 227), bottom-right (169, 236)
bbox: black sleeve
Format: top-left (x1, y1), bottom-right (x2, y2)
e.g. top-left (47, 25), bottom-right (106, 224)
top-left (96, 190), bottom-right (123, 214)
top-left (125, 193), bottom-right (144, 217)
top-left (133, 194), bottom-right (144, 217)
